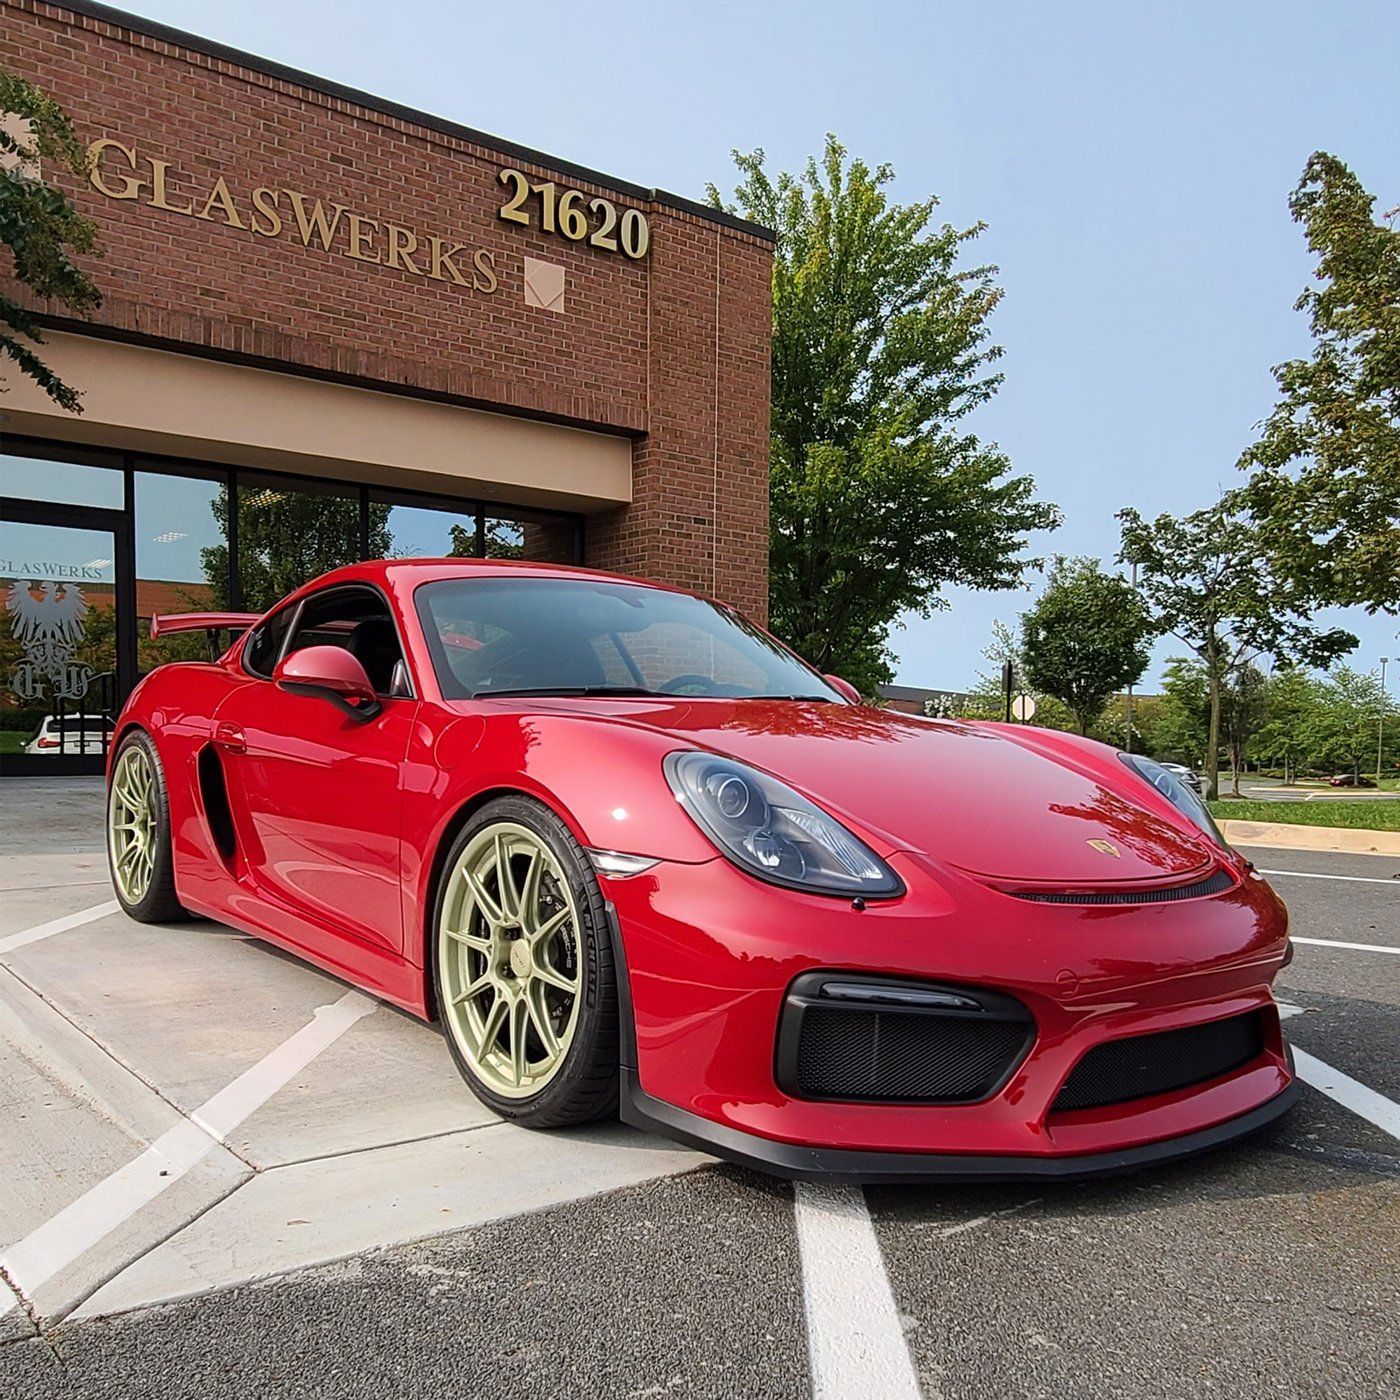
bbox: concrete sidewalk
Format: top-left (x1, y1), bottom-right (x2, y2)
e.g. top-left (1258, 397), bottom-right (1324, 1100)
top-left (1221, 819), bottom-right (1400, 857)
top-left (0, 778), bottom-right (698, 1327)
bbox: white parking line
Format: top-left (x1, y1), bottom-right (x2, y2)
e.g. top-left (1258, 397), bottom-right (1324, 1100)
top-left (1292, 1046), bottom-right (1400, 1142)
top-left (1292, 936), bottom-right (1400, 955)
top-left (0, 991), bottom-right (376, 1299)
top-left (1260, 868), bottom-right (1398, 886)
top-left (0, 900), bottom-right (119, 957)
top-left (794, 1182), bottom-right (921, 1400)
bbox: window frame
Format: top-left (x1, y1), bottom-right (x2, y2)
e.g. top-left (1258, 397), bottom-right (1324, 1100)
top-left (242, 582), bottom-right (417, 700)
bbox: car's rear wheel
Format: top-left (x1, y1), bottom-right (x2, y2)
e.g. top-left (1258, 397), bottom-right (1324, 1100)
top-left (434, 796), bottom-right (619, 1127)
top-left (107, 730), bottom-right (186, 922)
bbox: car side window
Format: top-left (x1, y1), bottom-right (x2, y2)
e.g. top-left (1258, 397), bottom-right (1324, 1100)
top-left (280, 587), bottom-right (412, 699)
top-left (243, 606), bottom-right (295, 679)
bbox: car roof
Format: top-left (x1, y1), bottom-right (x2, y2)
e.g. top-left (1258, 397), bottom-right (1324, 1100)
top-left (301, 556), bottom-right (706, 600)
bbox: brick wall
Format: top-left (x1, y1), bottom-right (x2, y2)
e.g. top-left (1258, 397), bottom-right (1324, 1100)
top-left (1, 0), bottom-right (772, 620)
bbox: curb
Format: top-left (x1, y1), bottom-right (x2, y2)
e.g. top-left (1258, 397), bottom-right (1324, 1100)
top-left (1220, 820), bottom-right (1400, 857)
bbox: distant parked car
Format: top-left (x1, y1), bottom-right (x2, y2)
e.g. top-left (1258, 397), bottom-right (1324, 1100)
top-left (1328, 774), bottom-right (1376, 788)
top-left (1158, 761), bottom-right (1203, 794)
top-left (25, 714), bottom-right (113, 755)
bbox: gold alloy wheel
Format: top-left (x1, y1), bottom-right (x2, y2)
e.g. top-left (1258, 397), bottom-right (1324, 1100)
top-left (109, 744), bottom-right (158, 905)
top-left (439, 822), bottom-right (583, 1099)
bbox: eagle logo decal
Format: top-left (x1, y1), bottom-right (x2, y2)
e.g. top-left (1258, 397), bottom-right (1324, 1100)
top-left (6, 579), bottom-right (93, 702)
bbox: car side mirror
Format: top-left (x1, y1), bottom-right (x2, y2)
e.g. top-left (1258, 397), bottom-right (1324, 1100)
top-left (273, 645), bottom-right (382, 720)
top-left (823, 674), bottom-right (861, 705)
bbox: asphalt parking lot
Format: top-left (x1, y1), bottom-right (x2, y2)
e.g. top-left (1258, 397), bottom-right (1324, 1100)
top-left (1, 778), bottom-right (1395, 1399)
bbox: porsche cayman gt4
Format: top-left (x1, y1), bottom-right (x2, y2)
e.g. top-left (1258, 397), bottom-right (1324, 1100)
top-left (107, 558), bottom-right (1298, 1180)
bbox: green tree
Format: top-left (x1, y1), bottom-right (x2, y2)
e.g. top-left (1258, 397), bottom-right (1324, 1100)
top-left (1118, 501), bottom-right (1356, 799)
top-left (709, 137), bottom-right (1059, 692)
top-left (1099, 690), bottom-right (1169, 757)
top-left (1020, 556), bottom-right (1155, 735)
top-left (1220, 663), bottom-right (1269, 796)
top-left (957, 619), bottom-right (1075, 730)
top-left (1156, 658), bottom-right (1211, 767)
top-left (0, 70), bottom-right (101, 412)
top-left (1239, 154), bottom-right (1399, 615)
top-left (1307, 666), bottom-right (1399, 782)
top-left (1254, 666), bottom-right (1324, 784)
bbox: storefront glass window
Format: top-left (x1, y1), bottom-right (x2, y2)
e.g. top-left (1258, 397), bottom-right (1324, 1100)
top-left (485, 509), bottom-right (577, 564)
top-left (373, 496), bottom-right (479, 561)
top-left (1, 451), bottom-right (125, 510)
top-left (235, 474), bottom-right (362, 612)
top-left (134, 469), bottom-right (230, 666)
top-left (1, 518), bottom-right (119, 762)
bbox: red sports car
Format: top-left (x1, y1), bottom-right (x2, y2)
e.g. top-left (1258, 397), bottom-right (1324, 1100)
top-left (106, 559), bottom-right (1297, 1180)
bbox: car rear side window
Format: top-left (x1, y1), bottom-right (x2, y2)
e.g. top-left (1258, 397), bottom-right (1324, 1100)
top-left (279, 586), bottom-right (411, 698)
top-left (243, 606), bottom-right (295, 678)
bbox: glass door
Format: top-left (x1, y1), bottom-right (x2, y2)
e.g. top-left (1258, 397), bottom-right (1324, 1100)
top-left (1, 508), bottom-right (130, 776)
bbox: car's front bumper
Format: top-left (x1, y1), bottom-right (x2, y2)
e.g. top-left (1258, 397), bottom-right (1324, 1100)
top-left (603, 847), bottom-right (1296, 1176)
top-left (621, 1067), bottom-right (1301, 1182)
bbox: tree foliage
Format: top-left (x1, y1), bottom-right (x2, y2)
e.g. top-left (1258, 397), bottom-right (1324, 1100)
top-left (201, 490), bottom-right (391, 612)
top-left (1252, 667), bottom-right (1323, 784)
top-left (1156, 658), bottom-right (1211, 767)
top-left (1118, 500), bottom-right (1356, 799)
top-left (710, 136), bottom-right (1059, 691)
top-left (1020, 556), bottom-right (1155, 734)
top-left (1239, 153), bottom-right (1399, 614)
top-left (0, 69), bottom-right (101, 413)
top-left (1305, 665), bottom-right (1399, 780)
top-left (1220, 663), bottom-right (1269, 796)
top-left (955, 619), bottom-right (1074, 729)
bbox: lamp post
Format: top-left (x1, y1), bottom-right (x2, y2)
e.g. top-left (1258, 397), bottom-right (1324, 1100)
top-left (1125, 561), bottom-right (1139, 754)
top-left (1380, 656), bottom-right (1390, 788)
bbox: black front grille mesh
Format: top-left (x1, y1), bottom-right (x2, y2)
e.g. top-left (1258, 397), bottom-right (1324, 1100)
top-left (1052, 1011), bottom-right (1264, 1113)
top-left (1013, 868), bottom-right (1234, 905)
top-left (794, 1006), bottom-right (1030, 1103)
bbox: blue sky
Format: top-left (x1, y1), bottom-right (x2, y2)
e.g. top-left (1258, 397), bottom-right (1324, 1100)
top-left (125, 0), bottom-right (1397, 689)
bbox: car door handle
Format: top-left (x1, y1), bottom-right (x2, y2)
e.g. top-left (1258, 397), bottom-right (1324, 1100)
top-left (214, 721), bottom-right (246, 754)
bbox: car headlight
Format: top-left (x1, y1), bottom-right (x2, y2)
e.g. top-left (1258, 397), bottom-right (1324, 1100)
top-left (1117, 753), bottom-right (1227, 847)
top-left (664, 751), bottom-right (903, 897)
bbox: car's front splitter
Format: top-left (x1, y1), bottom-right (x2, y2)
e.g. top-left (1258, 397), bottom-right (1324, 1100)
top-left (620, 1068), bottom-right (1302, 1184)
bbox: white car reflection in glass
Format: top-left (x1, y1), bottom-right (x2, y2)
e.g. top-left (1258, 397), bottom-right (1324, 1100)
top-left (25, 714), bottom-right (113, 755)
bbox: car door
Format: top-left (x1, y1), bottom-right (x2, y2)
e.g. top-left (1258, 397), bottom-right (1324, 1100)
top-left (214, 583), bottom-right (416, 955)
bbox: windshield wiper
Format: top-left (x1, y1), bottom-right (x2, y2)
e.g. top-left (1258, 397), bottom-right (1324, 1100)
top-left (752, 694), bottom-right (835, 702)
top-left (471, 685), bottom-right (668, 699)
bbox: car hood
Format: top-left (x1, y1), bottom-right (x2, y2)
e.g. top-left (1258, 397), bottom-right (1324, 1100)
top-left (482, 697), bottom-right (1216, 886)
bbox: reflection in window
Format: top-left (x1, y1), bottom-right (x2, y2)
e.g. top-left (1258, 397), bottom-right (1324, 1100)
top-left (1, 452), bottom-right (125, 509)
top-left (374, 499), bottom-right (478, 561)
top-left (1, 519), bottom-right (119, 754)
top-left (135, 471), bottom-right (229, 667)
top-left (372, 498), bottom-right (579, 565)
top-left (234, 475), bottom-right (374, 613)
top-left (486, 511), bottom-right (577, 564)
top-left (484, 517), bottom-right (523, 559)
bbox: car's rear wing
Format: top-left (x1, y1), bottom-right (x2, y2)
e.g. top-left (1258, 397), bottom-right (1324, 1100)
top-left (150, 613), bottom-right (260, 661)
top-left (149, 612), bottom-right (261, 639)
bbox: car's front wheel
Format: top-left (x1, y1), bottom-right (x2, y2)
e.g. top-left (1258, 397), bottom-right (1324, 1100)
top-left (434, 796), bottom-right (619, 1126)
top-left (107, 729), bottom-right (187, 922)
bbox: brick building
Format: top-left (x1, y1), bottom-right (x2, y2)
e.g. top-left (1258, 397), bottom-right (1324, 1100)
top-left (1, 0), bottom-right (773, 772)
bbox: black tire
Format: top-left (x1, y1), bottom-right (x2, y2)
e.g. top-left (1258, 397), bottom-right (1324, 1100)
top-left (433, 794), bottom-right (620, 1128)
top-left (106, 729), bottom-right (188, 923)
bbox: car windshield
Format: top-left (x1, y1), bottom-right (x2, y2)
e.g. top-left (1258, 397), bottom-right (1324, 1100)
top-left (416, 577), bottom-right (840, 702)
